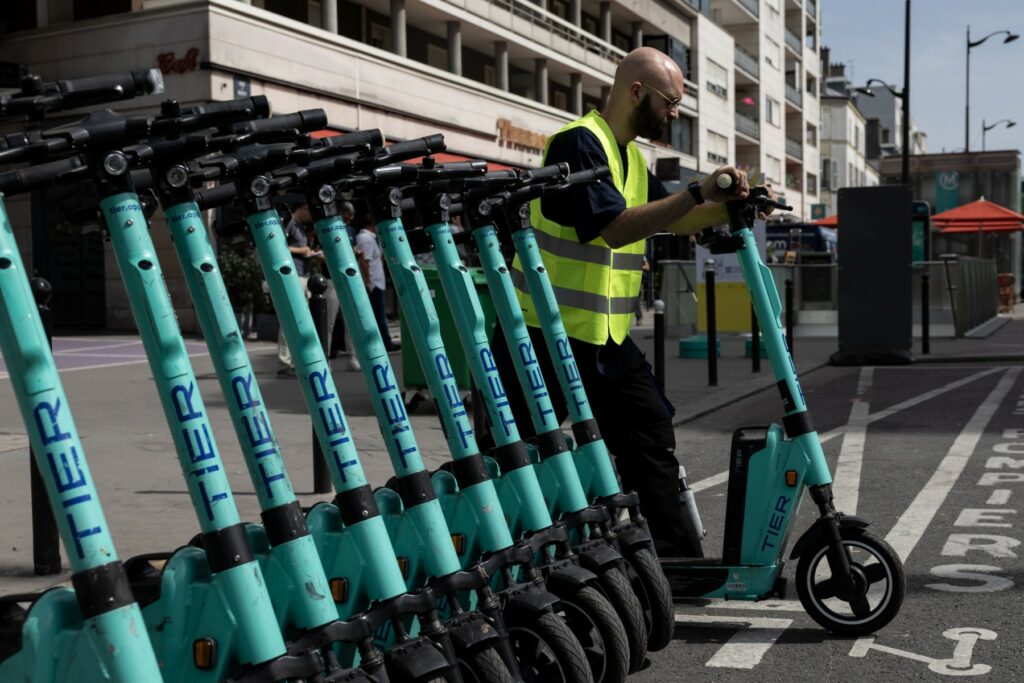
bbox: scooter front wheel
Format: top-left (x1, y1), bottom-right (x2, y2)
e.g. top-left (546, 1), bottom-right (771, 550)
top-left (796, 528), bottom-right (905, 636)
top-left (506, 612), bottom-right (593, 683)
top-left (459, 646), bottom-right (516, 683)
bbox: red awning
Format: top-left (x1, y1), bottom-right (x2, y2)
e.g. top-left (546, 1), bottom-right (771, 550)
top-left (934, 197), bottom-right (1024, 234)
top-left (813, 214), bottom-right (838, 227)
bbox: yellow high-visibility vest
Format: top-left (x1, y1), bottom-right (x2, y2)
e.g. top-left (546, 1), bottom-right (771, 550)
top-left (512, 110), bottom-right (648, 345)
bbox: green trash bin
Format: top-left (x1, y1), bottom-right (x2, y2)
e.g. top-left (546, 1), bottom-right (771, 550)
top-left (400, 264), bottom-right (497, 393)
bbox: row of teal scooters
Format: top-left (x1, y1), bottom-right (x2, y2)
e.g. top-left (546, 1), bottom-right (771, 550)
top-left (0, 69), bottom-right (673, 682)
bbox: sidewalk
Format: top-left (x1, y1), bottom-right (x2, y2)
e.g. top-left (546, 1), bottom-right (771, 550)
top-left (2, 308), bottom-right (1023, 594)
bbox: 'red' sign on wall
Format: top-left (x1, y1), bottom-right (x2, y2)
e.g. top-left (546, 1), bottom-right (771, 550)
top-left (157, 48), bottom-right (200, 75)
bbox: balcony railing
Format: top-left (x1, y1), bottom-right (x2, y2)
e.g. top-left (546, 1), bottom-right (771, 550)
top-left (738, 0), bottom-right (761, 18)
top-left (806, 0), bottom-right (817, 18)
top-left (785, 82), bottom-right (803, 107)
top-left (476, 0), bottom-right (626, 67)
top-left (735, 111), bottom-right (760, 140)
top-left (734, 44), bottom-right (760, 79)
top-left (786, 138), bottom-right (803, 160)
top-left (784, 28), bottom-right (802, 53)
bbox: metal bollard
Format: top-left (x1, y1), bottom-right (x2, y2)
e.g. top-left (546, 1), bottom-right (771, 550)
top-left (785, 278), bottom-right (795, 359)
top-left (705, 259), bottom-right (717, 387)
top-left (751, 305), bottom-right (761, 373)
top-left (29, 277), bottom-right (60, 576)
top-left (654, 299), bottom-right (665, 390)
top-left (921, 272), bottom-right (930, 355)
top-left (308, 274), bottom-right (332, 494)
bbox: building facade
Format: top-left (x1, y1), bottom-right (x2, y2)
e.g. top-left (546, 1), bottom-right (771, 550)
top-left (0, 0), bottom-right (821, 330)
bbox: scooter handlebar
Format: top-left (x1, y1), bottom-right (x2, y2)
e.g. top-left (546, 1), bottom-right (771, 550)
top-left (319, 129), bottom-right (385, 153)
top-left (1, 69), bottom-right (164, 118)
top-left (194, 182), bottom-right (239, 210)
top-left (0, 156), bottom-right (88, 195)
top-left (375, 134), bottom-right (446, 164)
top-left (521, 162), bottom-right (570, 184)
top-left (232, 109), bottom-right (327, 136)
top-left (564, 165), bottom-right (610, 186)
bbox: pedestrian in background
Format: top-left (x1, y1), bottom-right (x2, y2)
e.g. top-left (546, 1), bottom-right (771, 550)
top-left (356, 216), bottom-right (400, 351)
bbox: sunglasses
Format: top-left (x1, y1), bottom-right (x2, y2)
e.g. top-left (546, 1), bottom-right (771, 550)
top-left (641, 82), bottom-right (682, 111)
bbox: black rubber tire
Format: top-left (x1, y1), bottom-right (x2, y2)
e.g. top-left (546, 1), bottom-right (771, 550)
top-left (626, 548), bottom-right (675, 652)
top-left (597, 567), bottom-right (648, 673)
top-left (796, 528), bottom-right (906, 636)
top-left (562, 585), bottom-right (629, 683)
top-left (507, 611), bottom-right (593, 683)
top-left (458, 646), bottom-right (515, 683)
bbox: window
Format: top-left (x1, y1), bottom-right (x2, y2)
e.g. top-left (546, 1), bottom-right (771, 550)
top-left (854, 124), bottom-right (860, 150)
top-left (766, 155), bottom-right (782, 184)
top-left (806, 173), bottom-right (818, 195)
top-left (848, 162), bottom-right (854, 185)
top-left (765, 37), bottom-right (781, 70)
top-left (705, 58), bottom-right (729, 98)
top-left (881, 127), bottom-right (891, 144)
top-left (821, 158), bottom-right (830, 190)
top-left (554, 91), bottom-right (568, 112)
top-left (671, 116), bottom-right (696, 156)
top-left (74, 0), bottom-right (131, 20)
top-left (806, 73), bottom-right (817, 96)
top-left (806, 123), bottom-right (818, 147)
top-left (484, 65), bottom-right (496, 87)
top-left (831, 160), bottom-right (839, 189)
top-left (369, 23), bottom-right (391, 50)
top-left (707, 130), bottom-right (729, 164)
top-left (766, 97), bottom-right (781, 127)
top-left (427, 44), bottom-right (448, 70)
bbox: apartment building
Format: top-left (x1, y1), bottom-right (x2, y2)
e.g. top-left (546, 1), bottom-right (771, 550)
top-left (708, 0), bottom-right (821, 219)
top-left (0, 0), bottom-right (820, 329)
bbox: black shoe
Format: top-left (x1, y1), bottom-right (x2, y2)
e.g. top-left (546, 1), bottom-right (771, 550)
top-left (276, 367), bottom-right (297, 379)
top-left (385, 342), bottom-right (402, 352)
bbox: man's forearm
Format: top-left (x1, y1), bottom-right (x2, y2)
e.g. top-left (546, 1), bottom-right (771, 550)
top-left (599, 192), bottom-right (729, 248)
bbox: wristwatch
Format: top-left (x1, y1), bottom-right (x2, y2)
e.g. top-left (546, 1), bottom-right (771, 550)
top-left (687, 179), bottom-right (705, 205)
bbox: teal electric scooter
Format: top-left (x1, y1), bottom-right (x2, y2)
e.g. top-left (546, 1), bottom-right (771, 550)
top-left (191, 134), bottom-right (515, 682)
top-left (657, 183), bottom-right (906, 635)
top-left (448, 167), bottom-right (675, 653)
top-left (403, 174), bottom-right (651, 677)
top-left (0, 162), bottom-right (162, 681)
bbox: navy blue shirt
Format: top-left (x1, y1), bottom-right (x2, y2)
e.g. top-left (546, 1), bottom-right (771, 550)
top-left (539, 127), bottom-right (669, 244)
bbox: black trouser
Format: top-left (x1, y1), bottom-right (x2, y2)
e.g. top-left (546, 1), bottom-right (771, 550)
top-left (490, 324), bottom-right (689, 556)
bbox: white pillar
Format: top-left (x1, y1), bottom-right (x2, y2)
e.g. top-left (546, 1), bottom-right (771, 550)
top-left (570, 0), bottom-right (582, 26)
top-left (571, 74), bottom-right (583, 115)
top-left (599, 2), bottom-right (612, 43)
top-left (391, 0), bottom-right (407, 58)
top-left (535, 58), bottom-right (549, 106)
top-left (447, 21), bottom-right (462, 76)
top-left (632, 22), bottom-right (644, 50)
top-left (495, 42), bottom-right (509, 91)
top-left (321, 0), bottom-right (338, 34)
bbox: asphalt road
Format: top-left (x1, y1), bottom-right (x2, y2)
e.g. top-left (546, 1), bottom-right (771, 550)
top-left (632, 362), bottom-right (1024, 682)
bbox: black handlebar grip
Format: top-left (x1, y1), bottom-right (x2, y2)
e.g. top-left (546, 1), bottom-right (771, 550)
top-left (182, 95), bottom-right (271, 119)
top-left (234, 109), bottom-right (328, 135)
top-left (57, 68), bottom-right (164, 98)
top-left (373, 165), bottom-right (419, 183)
top-left (522, 163), bottom-right (570, 183)
top-left (0, 157), bottom-right (86, 195)
top-left (435, 160), bottom-right (488, 175)
top-left (565, 165), bottom-right (611, 185)
top-left (383, 134), bottom-right (446, 160)
top-left (194, 182), bottom-right (239, 210)
top-left (320, 129), bottom-right (385, 152)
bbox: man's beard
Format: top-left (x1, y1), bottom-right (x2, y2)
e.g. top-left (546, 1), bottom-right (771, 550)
top-left (632, 95), bottom-right (666, 140)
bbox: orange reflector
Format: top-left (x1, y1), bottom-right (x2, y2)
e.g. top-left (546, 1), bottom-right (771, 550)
top-left (397, 556), bottom-right (409, 578)
top-left (786, 470), bottom-right (798, 487)
top-left (193, 637), bottom-right (217, 670)
top-left (330, 577), bottom-right (349, 603)
top-left (451, 534), bottom-right (466, 555)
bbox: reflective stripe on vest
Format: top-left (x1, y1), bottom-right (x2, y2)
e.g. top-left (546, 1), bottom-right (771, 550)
top-left (513, 110), bottom-right (648, 345)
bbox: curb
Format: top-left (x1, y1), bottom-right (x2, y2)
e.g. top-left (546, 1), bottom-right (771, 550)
top-left (672, 361), bottom-right (831, 426)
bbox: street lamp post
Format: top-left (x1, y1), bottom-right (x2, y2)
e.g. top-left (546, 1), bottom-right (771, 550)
top-left (982, 118), bottom-right (1017, 151)
top-left (859, 0), bottom-right (911, 186)
top-left (965, 27), bottom-right (1019, 152)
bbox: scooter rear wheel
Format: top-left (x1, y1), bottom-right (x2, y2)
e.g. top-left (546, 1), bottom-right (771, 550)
top-left (506, 611), bottom-right (593, 683)
top-left (459, 646), bottom-right (516, 683)
top-left (625, 548), bottom-right (675, 652)
top-left (558, 585), bottom-right (629, 683)
top-left (597, 567), bottom-right (648, 673)
top-left (796, 528), bottom-right (906, 636)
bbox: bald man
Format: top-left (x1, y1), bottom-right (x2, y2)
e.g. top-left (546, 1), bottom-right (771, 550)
top-left (495, 47), bottom-right (769, 558)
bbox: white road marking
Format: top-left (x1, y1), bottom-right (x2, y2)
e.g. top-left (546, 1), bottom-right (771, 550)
top-left (986, 489), bottom-right (1011, 505)
top-left (51, 340), bottom-right (142, 354)
top-left (675, 612), bottom-right (792, 669)
top-left (0, 353), bottom-right (211, 380)
top-left (885, 368), bottom-right (1020, 563)
top-left (688, 367), bottom-right (1006, 493)
top-left (849, 627), bottom-right (997, 676)
top-left (832, 367), bottom-right (873, 514)
top-left (706, 598), bottom-right (804, 612)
